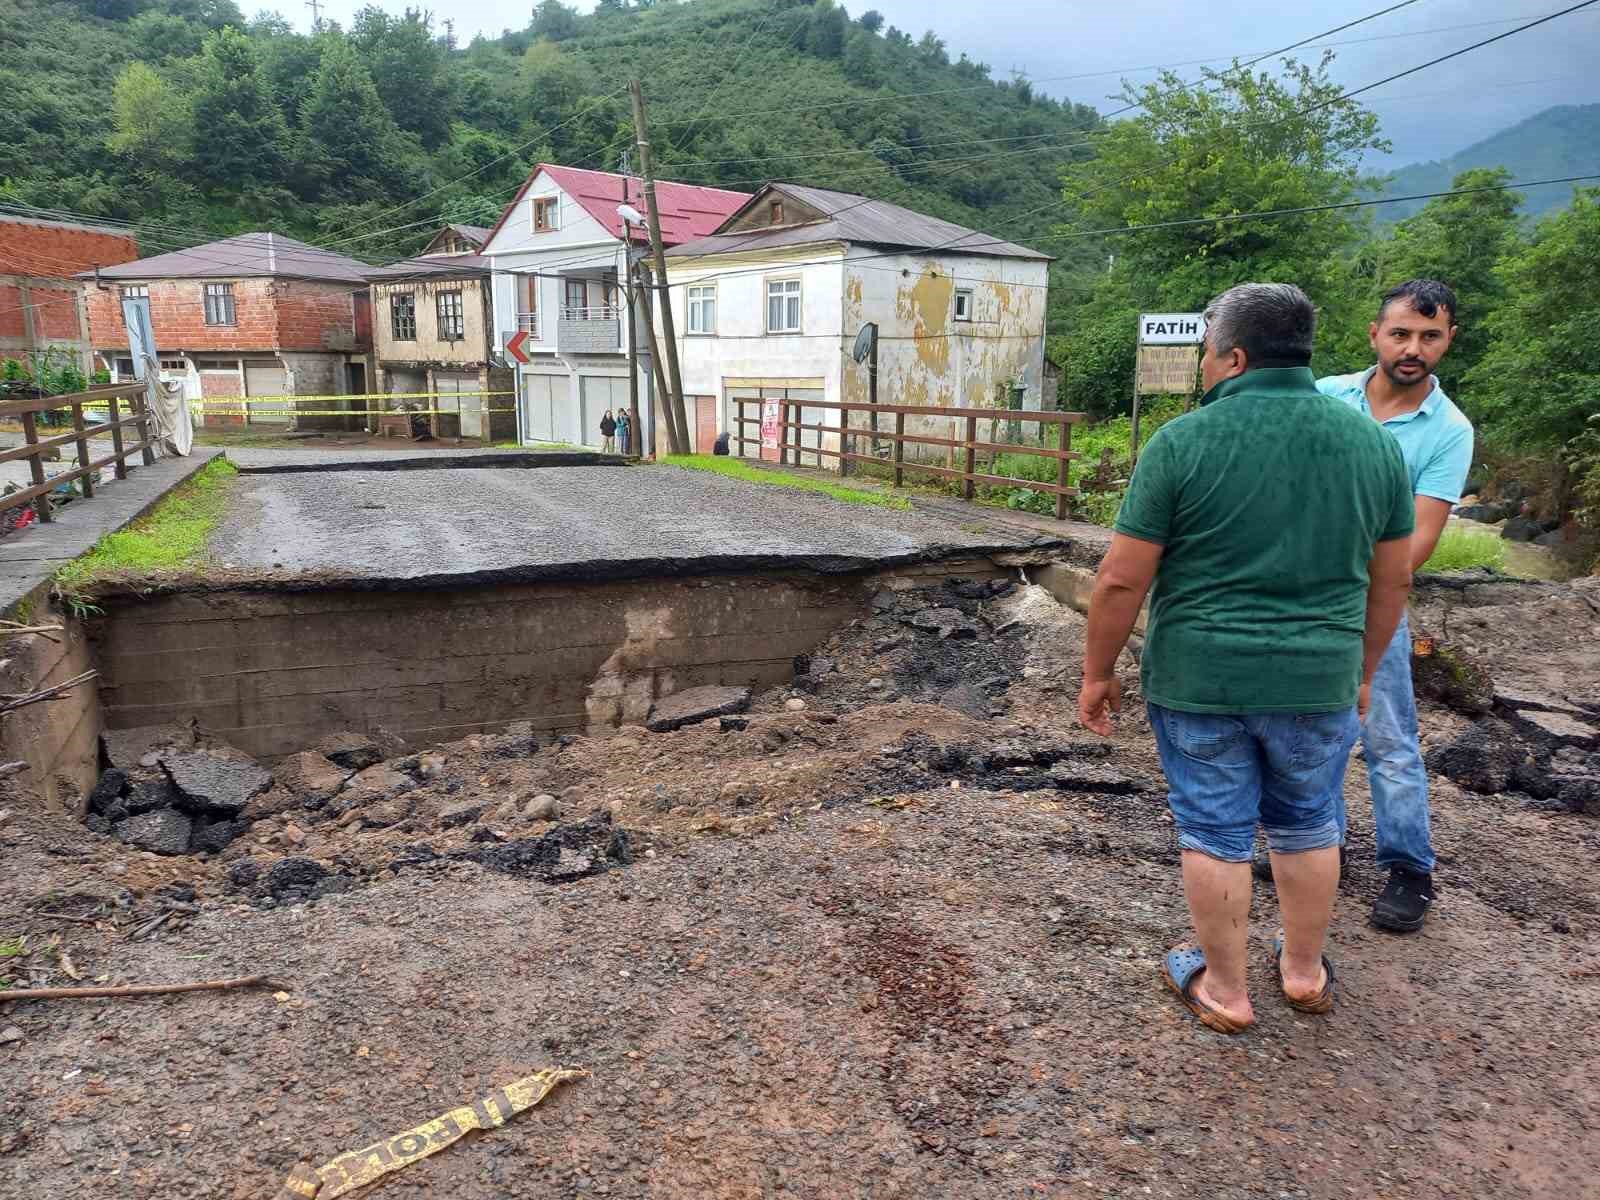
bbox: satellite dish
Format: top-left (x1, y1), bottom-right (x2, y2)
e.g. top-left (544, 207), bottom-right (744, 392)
top-left (851, 322), bottom-right (877, 364)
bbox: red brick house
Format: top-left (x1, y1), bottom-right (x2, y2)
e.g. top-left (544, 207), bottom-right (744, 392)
top-left (81, 232), bottom-right (374, 429)
top-left (1, 213), bottom-right (139, 374)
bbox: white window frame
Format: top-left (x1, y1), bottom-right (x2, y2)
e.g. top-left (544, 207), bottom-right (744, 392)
top-left (686, 284), bottom-right (717, 335)
top-left (532, 196), bottom-right (559, 233)
top-left (953, 288), bottom-right (974, 322)
top-left (766, 276), bottom-right (802, 335)
top-left (120, 284), bottom-right (148, 300)
top-left (202, 282), bottom-right (236, 327)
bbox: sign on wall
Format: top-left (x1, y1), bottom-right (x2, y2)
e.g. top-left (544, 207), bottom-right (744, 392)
top-left (760, 398), bottom-right (782, 452)
top-left (1138, 312), bottom-right (1207, 345)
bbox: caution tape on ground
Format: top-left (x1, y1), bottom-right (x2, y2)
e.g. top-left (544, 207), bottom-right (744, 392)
top-left (275, 1067), bottom-right (587, 1199)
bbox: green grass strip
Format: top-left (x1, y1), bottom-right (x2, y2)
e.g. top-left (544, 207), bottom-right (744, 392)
top-left (663, 454), bottom-right (910, 510)
top-left (53, 457), bottom-right (240, 599)
top-left (1423, 525), bottom-right (1508, 574)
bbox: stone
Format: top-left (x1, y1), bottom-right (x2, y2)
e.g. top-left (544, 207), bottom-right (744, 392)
top-left (272, 752), bottom-right (351, 797)
top-left (1534, 529), bottom-right (1569, 548)
top-left (357, 797), bottom-right (413, 829)
top-left (315, 731), bottom-right (387, 772)
top-left (1493, 686), bottom-right (1595, 719)
top-left (125, 776), bottom-right (181, 817)
top-left (646, 685), bottom-right (753, 733)
top-left (1500, 516), bottom-right (1543, 543)
top-left (525, 794), bottom-right (560, 822)
top-left (163, 753), bottom-right (272, 816)
top-left (86, 769), bottom-right (128, 815)
top-left (190, 818), bottom-right (245, 854)
top-left (242, 788), bottom-right (302, 820)
top-left (226, 858), bottom-right (261, 890)
top-left (417, 754), bottom-right (447, 780)
top-left (0, 1026), bottom-right (23, 1046)
top-left (1425, 718), bottom-right (1527, 794)
top-left (341, 764), bottom-right (416, 800)
top-left (438, 799), bottom-right (488, 829)
top-left (784, 697), bottom-right (808, 712)
top-left (1511, 709), bottom-right (1600, 747)
top-left (100, 724), bottom-right (195, 773)
top-left (1048, 763), bottom-right (1154, 795)
top-left (1410, 639), bottom-right (1493, 715)
top-left (1555, 774), bottom-right (1600, 815)
top-left (490, 799), bottom-right (522, 824)
top-left (264, 857), bottom-right (328, 901)
top-left (283, 822), bottom-right (307, 847)
top-left (113, 809), bottom-right (193, 856)
top-left (718, 716), bottom-right (749, 732)
top-left (903, 607), bottom-right (981, 639)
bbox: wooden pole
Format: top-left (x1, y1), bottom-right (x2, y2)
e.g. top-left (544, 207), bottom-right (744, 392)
top-left (0, 974), bottom-right (285, 1004)
top-left (70, 399), bottom-right (93, 498)
top-left (625, 254), bottom-right (642, 457)
top-left (629, 80), bottom-right (690, 457)
top-left (1055, 421), bottom-right (1072, 521)
top-left (963, 415), bottom-right (977, 500)
top-left (19, 410), bottom-right (51, 523)
top-left (893, 410), bottom-right (905, 488)
top-left (107, 393), bottom-right (127, 479)
top-left (1128, 370), bottom-right (1143, 470)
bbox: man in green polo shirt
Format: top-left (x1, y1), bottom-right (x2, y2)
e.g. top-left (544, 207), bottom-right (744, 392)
top-left (1077, 282), bottom-right (1414, 1034)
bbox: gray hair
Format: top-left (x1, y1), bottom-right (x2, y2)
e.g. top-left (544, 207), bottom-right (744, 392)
top-left (1203, 283), bottom-right (1316, 368)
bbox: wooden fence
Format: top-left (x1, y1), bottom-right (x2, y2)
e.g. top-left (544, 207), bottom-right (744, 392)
top-left (0, 382), bottom-right (157, 523)
top-left (732, 398), bottom-right (1086, 520)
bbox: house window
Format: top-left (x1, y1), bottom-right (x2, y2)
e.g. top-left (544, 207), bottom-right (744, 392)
top-left (954, 288), bottom-right (974, 322)
top-left (687, 284), bottom-right (716, 334)
top-left (202, 282), bottom-right (235, 326)
top-left (766, 278), bottom-right (801, 334)
top-left (391, 293), bottom-right (416, 340)
top-left (564, 278), bottom-right (588, 317)
top-left (533, 197), bottom-right (559, 232)
top-left (769, 200), bottom-right (785, 225)
top-left (120, 284), bottom-right (148, 300)
top-left (436, 290), bottom-right (464, 341)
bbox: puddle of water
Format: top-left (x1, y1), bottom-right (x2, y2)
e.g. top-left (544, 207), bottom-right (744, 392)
top-left (1446, 516), bottom-right (1583, 582)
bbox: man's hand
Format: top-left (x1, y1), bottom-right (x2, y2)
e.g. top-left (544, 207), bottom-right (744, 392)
top-left (1079, 674), bottom-right (1122, 736)
top-left (1359, 680), bottom-right (1372, 721)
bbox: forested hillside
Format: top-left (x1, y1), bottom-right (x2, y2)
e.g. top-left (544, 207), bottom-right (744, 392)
top-left (0, 0), bottom-right (1102, 264)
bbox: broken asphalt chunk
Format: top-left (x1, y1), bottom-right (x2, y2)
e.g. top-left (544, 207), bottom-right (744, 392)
top-left (646, 685), bottom-right (752, 733)
top-left (162, 752), bottom-right (271, 817)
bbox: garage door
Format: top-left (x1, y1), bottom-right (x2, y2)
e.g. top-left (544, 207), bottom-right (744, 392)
top-left (522, 372), bottom-right (571, 445)
top-left (243, 361), bottom-right (289, 425)
top-left (578, 376), bottom-right (627, 449)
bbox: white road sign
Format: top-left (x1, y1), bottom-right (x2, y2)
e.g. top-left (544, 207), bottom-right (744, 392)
top-left (1139, 312), bottom-right (1207, 345)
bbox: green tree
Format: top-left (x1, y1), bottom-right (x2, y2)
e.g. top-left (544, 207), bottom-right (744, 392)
top-left (350, 6), bottom-right (454, 149)
top-left (107, 61), bottom-right (191, 164)
top-left (843, 32), bottom-right (880, 86)
top-left (128, 10), bottom-right (206, 58)
top-left (1465, 188), bottom-right (1600, 449)
top-left (807, 0), bottom-right (847, 58)
top-left (859, 9), bottom-right (883, 33)
top-left (296, 36), bottom-right (411, 199)
top-left (1058, 54), bottom-right (1385, 374)
top-left (190, 27), bottom-right (287, 189)
top-left (1360, 167), bottom-right (1523, 397)
top-left (531, 0), bottom-right (580, 41)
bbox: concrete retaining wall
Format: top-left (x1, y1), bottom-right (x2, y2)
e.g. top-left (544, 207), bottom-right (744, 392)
top-left (89, 556), bottom-right (1009, 760)
top-left (1, 596), bottom-right (101, 814)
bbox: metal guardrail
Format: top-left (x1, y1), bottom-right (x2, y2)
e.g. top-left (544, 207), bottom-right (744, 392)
top-left (733, 397), bottom-right (1086, 520)
top-left (516, 312), bottom-right (540, 336)
top-left (561, 305), bottom-right (621, 322)
top-left (0, 382), bottom-right (157, 522)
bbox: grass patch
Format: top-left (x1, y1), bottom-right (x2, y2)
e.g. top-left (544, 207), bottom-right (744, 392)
top-left (0, 936), bottom-right (24, 957)
top-left (1423, 525), bottom-right (1507, 574)
top-left (53, 457), bottom-right (239, 600)
top-left (663, 454), bottom-right (910, 510)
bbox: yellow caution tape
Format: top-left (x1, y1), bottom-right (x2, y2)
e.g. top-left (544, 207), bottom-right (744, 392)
top-left (278, 1067), bottom-right (587, 1199)
top-left (175, 408), bottom-right (518, 418)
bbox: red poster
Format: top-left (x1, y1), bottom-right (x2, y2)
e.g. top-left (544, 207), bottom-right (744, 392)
top-left (760, 398), bottom-right (781, 459)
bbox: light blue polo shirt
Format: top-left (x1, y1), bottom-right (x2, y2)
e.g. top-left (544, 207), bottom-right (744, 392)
top-left (1316, 369), bottom-right (1475, 504)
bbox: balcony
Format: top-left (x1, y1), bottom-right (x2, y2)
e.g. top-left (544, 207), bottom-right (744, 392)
top-left (516, 311), bottom-right (540, 338)
top-left (557, 304), bottom-right (622, 353)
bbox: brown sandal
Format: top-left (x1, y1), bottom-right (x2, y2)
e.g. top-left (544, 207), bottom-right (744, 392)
top-left (1270, 933), bottom-right (1336, 1014)
top-left (1163, 947), bottom-right (1253, 1034)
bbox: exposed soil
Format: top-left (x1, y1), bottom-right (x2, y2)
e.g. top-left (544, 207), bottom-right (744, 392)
top-left (3, 577), bottom-right (1599, 1199)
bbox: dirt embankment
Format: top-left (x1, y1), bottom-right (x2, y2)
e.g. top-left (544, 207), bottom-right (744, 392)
top-left (3, 576), bottom-right (1599, 1200)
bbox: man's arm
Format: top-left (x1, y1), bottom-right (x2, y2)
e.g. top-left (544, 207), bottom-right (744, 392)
top-left (1363, 537), bottom-right (1413, 716)
top-left (1078, 533), bottom-right (1164, 734)
top-left (1409, 495), bottom-right (1452, 573)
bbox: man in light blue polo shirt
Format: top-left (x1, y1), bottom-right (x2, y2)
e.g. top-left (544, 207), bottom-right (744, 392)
top-left (1310, 279), bottom-right (1474, 932)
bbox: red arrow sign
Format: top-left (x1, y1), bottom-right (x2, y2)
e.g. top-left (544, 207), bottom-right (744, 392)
top-left (505, 330), bottom-right (530, 364)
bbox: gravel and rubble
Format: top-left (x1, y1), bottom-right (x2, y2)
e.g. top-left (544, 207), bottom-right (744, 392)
top-left (2, 576), bottom-right (1600, 1198)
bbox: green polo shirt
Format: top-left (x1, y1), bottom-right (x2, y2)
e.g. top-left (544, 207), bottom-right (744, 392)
top-left (1115, 367), bottom-right (1414, 714)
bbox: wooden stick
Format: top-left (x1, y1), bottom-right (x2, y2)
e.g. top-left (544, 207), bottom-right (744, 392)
top-left (0, 623), bottom-right (65, 639)
top-left (0, 974), bottom-right (287, 1003)
top-left (0, 669), bottom-right (97, 716)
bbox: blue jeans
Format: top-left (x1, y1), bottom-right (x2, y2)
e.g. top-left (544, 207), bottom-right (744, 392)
top-left (1338, 613), bottom-right (1435, 874)
top-left (1149, 703), bottom-right (1358, 863)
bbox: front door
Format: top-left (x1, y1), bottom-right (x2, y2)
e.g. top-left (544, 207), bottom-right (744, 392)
top-left (693, 395), bottom-right (717, 454)
top-left (564, 278), bottom-right (588, 318)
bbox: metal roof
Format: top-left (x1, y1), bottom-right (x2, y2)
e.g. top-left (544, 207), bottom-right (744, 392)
top-left (364, 253), bottom-right (492, 282)
top-left (667, 183), bottom-right (1050, 261)
top-left (482, 164), bottom-right (752, 251)
top-left (445, 223), bottom-right (491, 245)
top-left (83, 231), bottom-right (372, 283)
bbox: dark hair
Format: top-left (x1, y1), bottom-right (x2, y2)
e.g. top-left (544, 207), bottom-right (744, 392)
top-left (1202, 282), bottom-right (1316, 369)
top-left (1378, 279), bottom-right (1457, 324)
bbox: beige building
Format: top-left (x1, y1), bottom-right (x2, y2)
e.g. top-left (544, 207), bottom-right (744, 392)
top-left (366, 242), bottom-right (514, 443)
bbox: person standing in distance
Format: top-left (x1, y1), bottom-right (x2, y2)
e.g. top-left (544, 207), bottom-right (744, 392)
top-left (1311, 279), bottom-right (1474, 932)
top-left (1078, 283), bottom-right (1414, 1033)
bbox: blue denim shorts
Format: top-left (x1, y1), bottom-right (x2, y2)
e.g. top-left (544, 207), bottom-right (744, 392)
top-left (1148, 703), bottom-right (1358, 863)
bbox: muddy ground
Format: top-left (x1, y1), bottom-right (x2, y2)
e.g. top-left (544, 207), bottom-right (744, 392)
top-left (2, 576), bottom-right (1599, 1199)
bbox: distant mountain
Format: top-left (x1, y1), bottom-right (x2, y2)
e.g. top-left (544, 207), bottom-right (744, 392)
top-left (1376, 104), bottom-right (1600, 224)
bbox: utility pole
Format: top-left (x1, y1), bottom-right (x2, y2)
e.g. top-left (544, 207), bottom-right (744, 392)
top-left (306, 0), bottom-right (323, 32)
top-left (635, 260), bottom-right (673, 456)
top-left (628, 79), bottom-right (690, 456)
top-left (622, 163), bottom-right (642, 458)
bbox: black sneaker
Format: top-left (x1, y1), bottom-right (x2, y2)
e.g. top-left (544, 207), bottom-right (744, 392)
top-left (1254, 846), bottom-right (1347, 884)
top-left (1370, 867), bottom-right (1435, 932)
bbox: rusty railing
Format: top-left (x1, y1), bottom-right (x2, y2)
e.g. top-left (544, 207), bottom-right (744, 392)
top-left (0, 381), bottom-right (157, 523)
top-left (732, 398), bottom-right (1086, 520)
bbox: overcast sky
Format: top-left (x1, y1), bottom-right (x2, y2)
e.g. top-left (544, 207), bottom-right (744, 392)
top-left (294, 0), bottom-right (1600, 166)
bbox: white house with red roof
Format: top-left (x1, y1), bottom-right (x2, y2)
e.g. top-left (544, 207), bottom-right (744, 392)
top-left (480, 163), bottom-right (749, 448)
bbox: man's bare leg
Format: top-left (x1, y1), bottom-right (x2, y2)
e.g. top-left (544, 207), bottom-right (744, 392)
top-left (1268, 845), bottom-right (1339, 1000)
top-left (1180, 850), bottom-right (1255, 1026)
